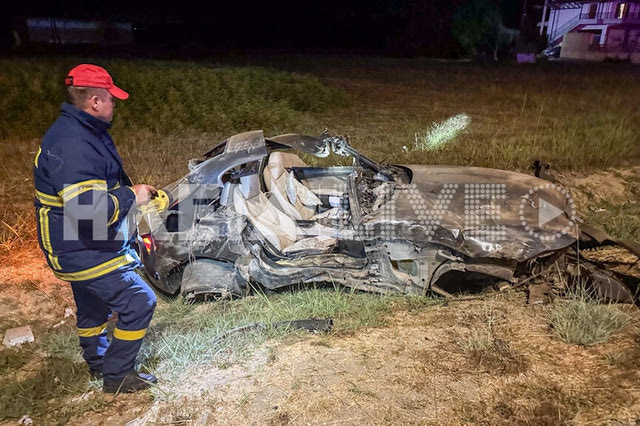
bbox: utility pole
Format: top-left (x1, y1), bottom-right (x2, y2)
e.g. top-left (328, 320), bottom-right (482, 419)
top-left (521, 0), bottom-right (529, 30)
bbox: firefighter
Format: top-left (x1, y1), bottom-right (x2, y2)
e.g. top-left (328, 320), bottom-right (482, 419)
top-left (34, 64), bottom-right (158, 393)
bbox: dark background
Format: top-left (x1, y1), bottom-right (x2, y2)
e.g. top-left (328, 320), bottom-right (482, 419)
top-left (2, 0), bottom-right (535, 57)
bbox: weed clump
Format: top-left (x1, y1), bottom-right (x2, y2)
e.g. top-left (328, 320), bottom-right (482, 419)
top-left (413, 113), bottom-right (470, 151)
top-left (548, 298), bottom-right (629, 346)
top-left (459, 329), bottom-right (493, 353)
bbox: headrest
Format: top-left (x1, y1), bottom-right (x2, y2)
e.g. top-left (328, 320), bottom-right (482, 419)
top-left (267, 152), bottom-right (285, 179)
top-left (267, 152), bottom-right (307, 178)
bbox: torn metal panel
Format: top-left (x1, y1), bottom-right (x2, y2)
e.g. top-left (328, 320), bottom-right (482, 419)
top-left (563, 252), bottom-right (636, 303)
top-left (189, 130), bottom-right (268, 186)
top-left (360, 165), bottom-right (577, 262)
top-left (268, 133), bottom-right (331, 157)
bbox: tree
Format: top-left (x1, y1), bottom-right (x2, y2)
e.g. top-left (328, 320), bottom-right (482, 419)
top-left (452, 0), bottom-right (515, 59)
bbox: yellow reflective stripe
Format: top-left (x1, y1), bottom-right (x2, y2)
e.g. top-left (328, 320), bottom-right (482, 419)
top-left (38, 207), bottom-right (52, 253)
top-left (35, 190), bottom-right (63, 207)
top-left (78, 322), bottom-right (107, 337)
top-left (107, 193), bottom-right (119, 226)
top-left (59, 179), bottom-right (107, 197)
top-left (64, 185), bottom-right (107, 201)
top-left (34, 147), bottom-right (42, 168)
top-left (59, 179), bottom-right (107, 200)
top-left (53, 254), bottom-right (135, 282)
top-left (113, 327), bottom-right (147, 341)
top-left (37, 206), bottom-right (61, 270)
top-left (50, 255), bottom-right (62, 270)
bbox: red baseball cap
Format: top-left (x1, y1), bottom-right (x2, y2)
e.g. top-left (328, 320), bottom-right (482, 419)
top-left (65, 64), bottom-right (129, 100)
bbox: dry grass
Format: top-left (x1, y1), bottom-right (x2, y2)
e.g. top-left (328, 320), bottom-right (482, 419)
top-left (275, 57), bottom-right (640, 172)
top-left (0, 57), bottom-right (346, 243)
top-left (0, 281), bottom-right (398, 423)
top-left (1, 57), bottom-right (640, 245)
top-left (1, 56), bottom-right (639, 424)
top-left (567, 168), bottom-right (640, 242)
top-left (1, 269), bottom-right (638, 424)
top-left (125, 292), bottom-right (640, 425)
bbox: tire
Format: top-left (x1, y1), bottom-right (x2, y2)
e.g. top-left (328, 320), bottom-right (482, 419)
top-left (181, 259), bottom-right (246, 301)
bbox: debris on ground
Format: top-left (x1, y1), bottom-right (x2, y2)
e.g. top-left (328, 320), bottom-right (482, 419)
top-left (3, 325), bottom-right (34, 347)
top-left (18, 414), bottom-right (33, 425)
top-left (212, 318), bottom-right (334, 345)
top-left (53, 307), bottom-right (77, 329)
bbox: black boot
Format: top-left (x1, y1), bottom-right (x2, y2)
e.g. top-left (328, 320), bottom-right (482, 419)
top-left (103, 371), bottom-right (157, 394)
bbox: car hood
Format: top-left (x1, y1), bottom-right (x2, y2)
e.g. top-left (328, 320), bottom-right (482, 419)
top-left (360, 165), bottom-right (577, 262)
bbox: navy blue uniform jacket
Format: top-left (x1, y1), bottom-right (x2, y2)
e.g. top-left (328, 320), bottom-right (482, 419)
top-left (34, 103), bottom-right (138, 281)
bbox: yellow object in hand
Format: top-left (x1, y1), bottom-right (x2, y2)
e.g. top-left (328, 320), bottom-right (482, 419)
top-left (140, 189), bottom-right (170, 214)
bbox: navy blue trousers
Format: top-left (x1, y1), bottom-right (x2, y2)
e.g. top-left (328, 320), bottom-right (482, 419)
top-left (70, 268), bottom-right (157, 381)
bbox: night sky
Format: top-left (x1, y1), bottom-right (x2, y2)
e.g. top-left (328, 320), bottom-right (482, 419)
top-left (5, 0), bottom-right (531, 56)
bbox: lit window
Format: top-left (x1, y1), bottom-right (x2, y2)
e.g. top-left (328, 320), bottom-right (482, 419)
top-left (616, 3), bottom-right (629, 19)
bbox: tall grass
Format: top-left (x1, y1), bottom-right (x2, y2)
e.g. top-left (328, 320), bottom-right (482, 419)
top-left (0, 58), bottom-right (347, 140)
top-left (299, 59), bottom-right (640, 171)
top-left (581, 199), bottom-right (640, 242)
top-left (0, 57), bottom-right (347, 242)
top-left (413, 113), bottom-right (470, 151)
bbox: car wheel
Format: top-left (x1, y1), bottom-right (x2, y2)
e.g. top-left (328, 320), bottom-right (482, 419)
top-left (181, 258), bottom-right (246, 301)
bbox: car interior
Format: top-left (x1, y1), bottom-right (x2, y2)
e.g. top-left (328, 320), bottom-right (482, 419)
top-left (214, 149), bottom-right (367, 258)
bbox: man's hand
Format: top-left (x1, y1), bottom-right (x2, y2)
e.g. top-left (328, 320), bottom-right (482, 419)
top-left (131, 184), bottom-right (158, 206)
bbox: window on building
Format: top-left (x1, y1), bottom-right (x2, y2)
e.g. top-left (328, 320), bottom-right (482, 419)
top-left (616, 3), bottom-right (629, 19)
top-left (588, 3), bottom-right (598, 18)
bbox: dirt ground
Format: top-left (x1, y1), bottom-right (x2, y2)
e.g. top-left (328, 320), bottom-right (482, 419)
top-left (1, 171), bottom-right (640, 425)
top-left (89, 292), bottom-right (640, 426)
top-left (3, 260), bottom-right (639, 425)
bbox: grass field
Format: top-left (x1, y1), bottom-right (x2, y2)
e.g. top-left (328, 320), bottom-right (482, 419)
top-left (1, 55), bottom-right (639, 424)
top-left (1, 56), bottom-right (640, 243)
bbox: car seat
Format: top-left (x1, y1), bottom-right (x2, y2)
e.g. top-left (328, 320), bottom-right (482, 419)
top-left (232, 171), bottom-right (338, 255)
top-left (264, 152), bottom-right (321, 220)
top-left (232, 173), bottom-right (298, 251)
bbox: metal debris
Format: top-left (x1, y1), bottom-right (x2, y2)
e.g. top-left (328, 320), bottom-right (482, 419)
top-left (212, 318), bottom-right (334, 345)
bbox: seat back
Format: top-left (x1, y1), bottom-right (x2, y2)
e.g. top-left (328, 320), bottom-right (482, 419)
top-left (264, 152), bottom-right (320, 220)
top-left (232, 180), bottom-right (297, 251)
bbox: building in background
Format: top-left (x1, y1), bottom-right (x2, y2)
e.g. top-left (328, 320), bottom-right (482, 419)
top-left (538, 0), bottom-right (640, 61)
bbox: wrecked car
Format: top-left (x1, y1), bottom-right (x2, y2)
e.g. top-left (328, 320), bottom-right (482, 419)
top-left (137, 130), bottom-right (639, 302)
